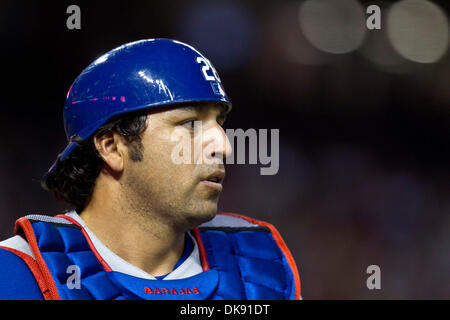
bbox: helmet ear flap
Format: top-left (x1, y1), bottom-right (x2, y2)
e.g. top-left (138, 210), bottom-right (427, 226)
top-left (69, 135), bottom-right (83, 144)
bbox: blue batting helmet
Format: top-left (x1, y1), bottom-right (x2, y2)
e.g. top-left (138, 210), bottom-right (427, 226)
top-left (42, 38), bottom-right (231, 187)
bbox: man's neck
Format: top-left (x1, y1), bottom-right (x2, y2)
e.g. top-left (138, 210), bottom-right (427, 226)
top-left (79, 198), bottom-right (186, 277)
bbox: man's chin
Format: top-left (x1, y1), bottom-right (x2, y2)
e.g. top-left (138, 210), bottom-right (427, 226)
top-left (185, 204), bottom-right (218, 228)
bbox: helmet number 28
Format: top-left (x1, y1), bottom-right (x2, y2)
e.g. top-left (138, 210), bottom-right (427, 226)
top-left (196, 57), bottom-right (221, 83)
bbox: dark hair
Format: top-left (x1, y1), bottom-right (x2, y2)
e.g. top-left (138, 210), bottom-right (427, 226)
top-left (44, 112), bottom-right (148, 212)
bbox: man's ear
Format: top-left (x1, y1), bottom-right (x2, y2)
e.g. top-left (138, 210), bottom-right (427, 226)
top-left (94, 132), bottom-right (127, 173)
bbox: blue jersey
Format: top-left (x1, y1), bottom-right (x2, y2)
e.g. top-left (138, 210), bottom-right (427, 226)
top-left (0, 212), bottom-right (301, 300)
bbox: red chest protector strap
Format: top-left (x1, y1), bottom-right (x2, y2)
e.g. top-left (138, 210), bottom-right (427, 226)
top-left (14, 217), bottom-right (61, 300)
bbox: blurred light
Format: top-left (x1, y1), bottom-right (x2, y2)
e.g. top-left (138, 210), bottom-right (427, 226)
top-left (433, 60), bottom-right (450, 108)
top-left (359, 27), bottom-right (408, 71)
top-left (387, 0), bottom-right (449, 63)
top-left (299, 0), bottom-right (366, 54)
top-left (268, 2), bottom-right (332, 65)
top-left (358, 2), bottom-right (414, 74)
top-left (176, 1), bottom-right (257, 72)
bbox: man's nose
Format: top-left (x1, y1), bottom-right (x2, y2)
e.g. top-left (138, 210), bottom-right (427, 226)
top-left (203, 124), bottom-right (232, 163)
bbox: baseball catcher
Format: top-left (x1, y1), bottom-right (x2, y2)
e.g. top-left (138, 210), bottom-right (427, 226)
top-left (0, 39), bottom-right (300, 300)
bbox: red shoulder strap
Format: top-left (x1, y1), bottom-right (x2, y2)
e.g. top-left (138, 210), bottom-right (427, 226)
top-left (14, 217), bottom-right (61, 300)
top-left (190, 227), bottom-right (210, 272)
top-left (218, 213), bottom-right (302, 300)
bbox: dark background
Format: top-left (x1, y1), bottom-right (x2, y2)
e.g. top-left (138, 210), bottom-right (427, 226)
top-left (0, 0), bottom-right (448, 299)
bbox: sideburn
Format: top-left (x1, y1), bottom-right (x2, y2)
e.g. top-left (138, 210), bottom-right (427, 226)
top-left (128, 139), bottom-right (144, 162)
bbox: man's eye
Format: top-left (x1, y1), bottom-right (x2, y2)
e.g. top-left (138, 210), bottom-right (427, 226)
top-left (180, 119), bottom-right (197, 129)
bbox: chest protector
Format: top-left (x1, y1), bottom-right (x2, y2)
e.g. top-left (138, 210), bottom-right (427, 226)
top-left (14, 213), bottom-right (301, 300)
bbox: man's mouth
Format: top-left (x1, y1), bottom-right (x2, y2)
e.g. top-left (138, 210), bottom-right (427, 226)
top-left (200, 170), bottom-right (225, 191)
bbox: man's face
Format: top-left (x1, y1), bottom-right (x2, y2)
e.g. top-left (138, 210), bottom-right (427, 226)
top-left (122, 103), bottom-right (231, 230)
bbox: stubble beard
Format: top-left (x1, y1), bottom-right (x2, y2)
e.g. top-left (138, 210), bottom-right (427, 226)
top-left (121, 169), bottom-right (220, 233)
